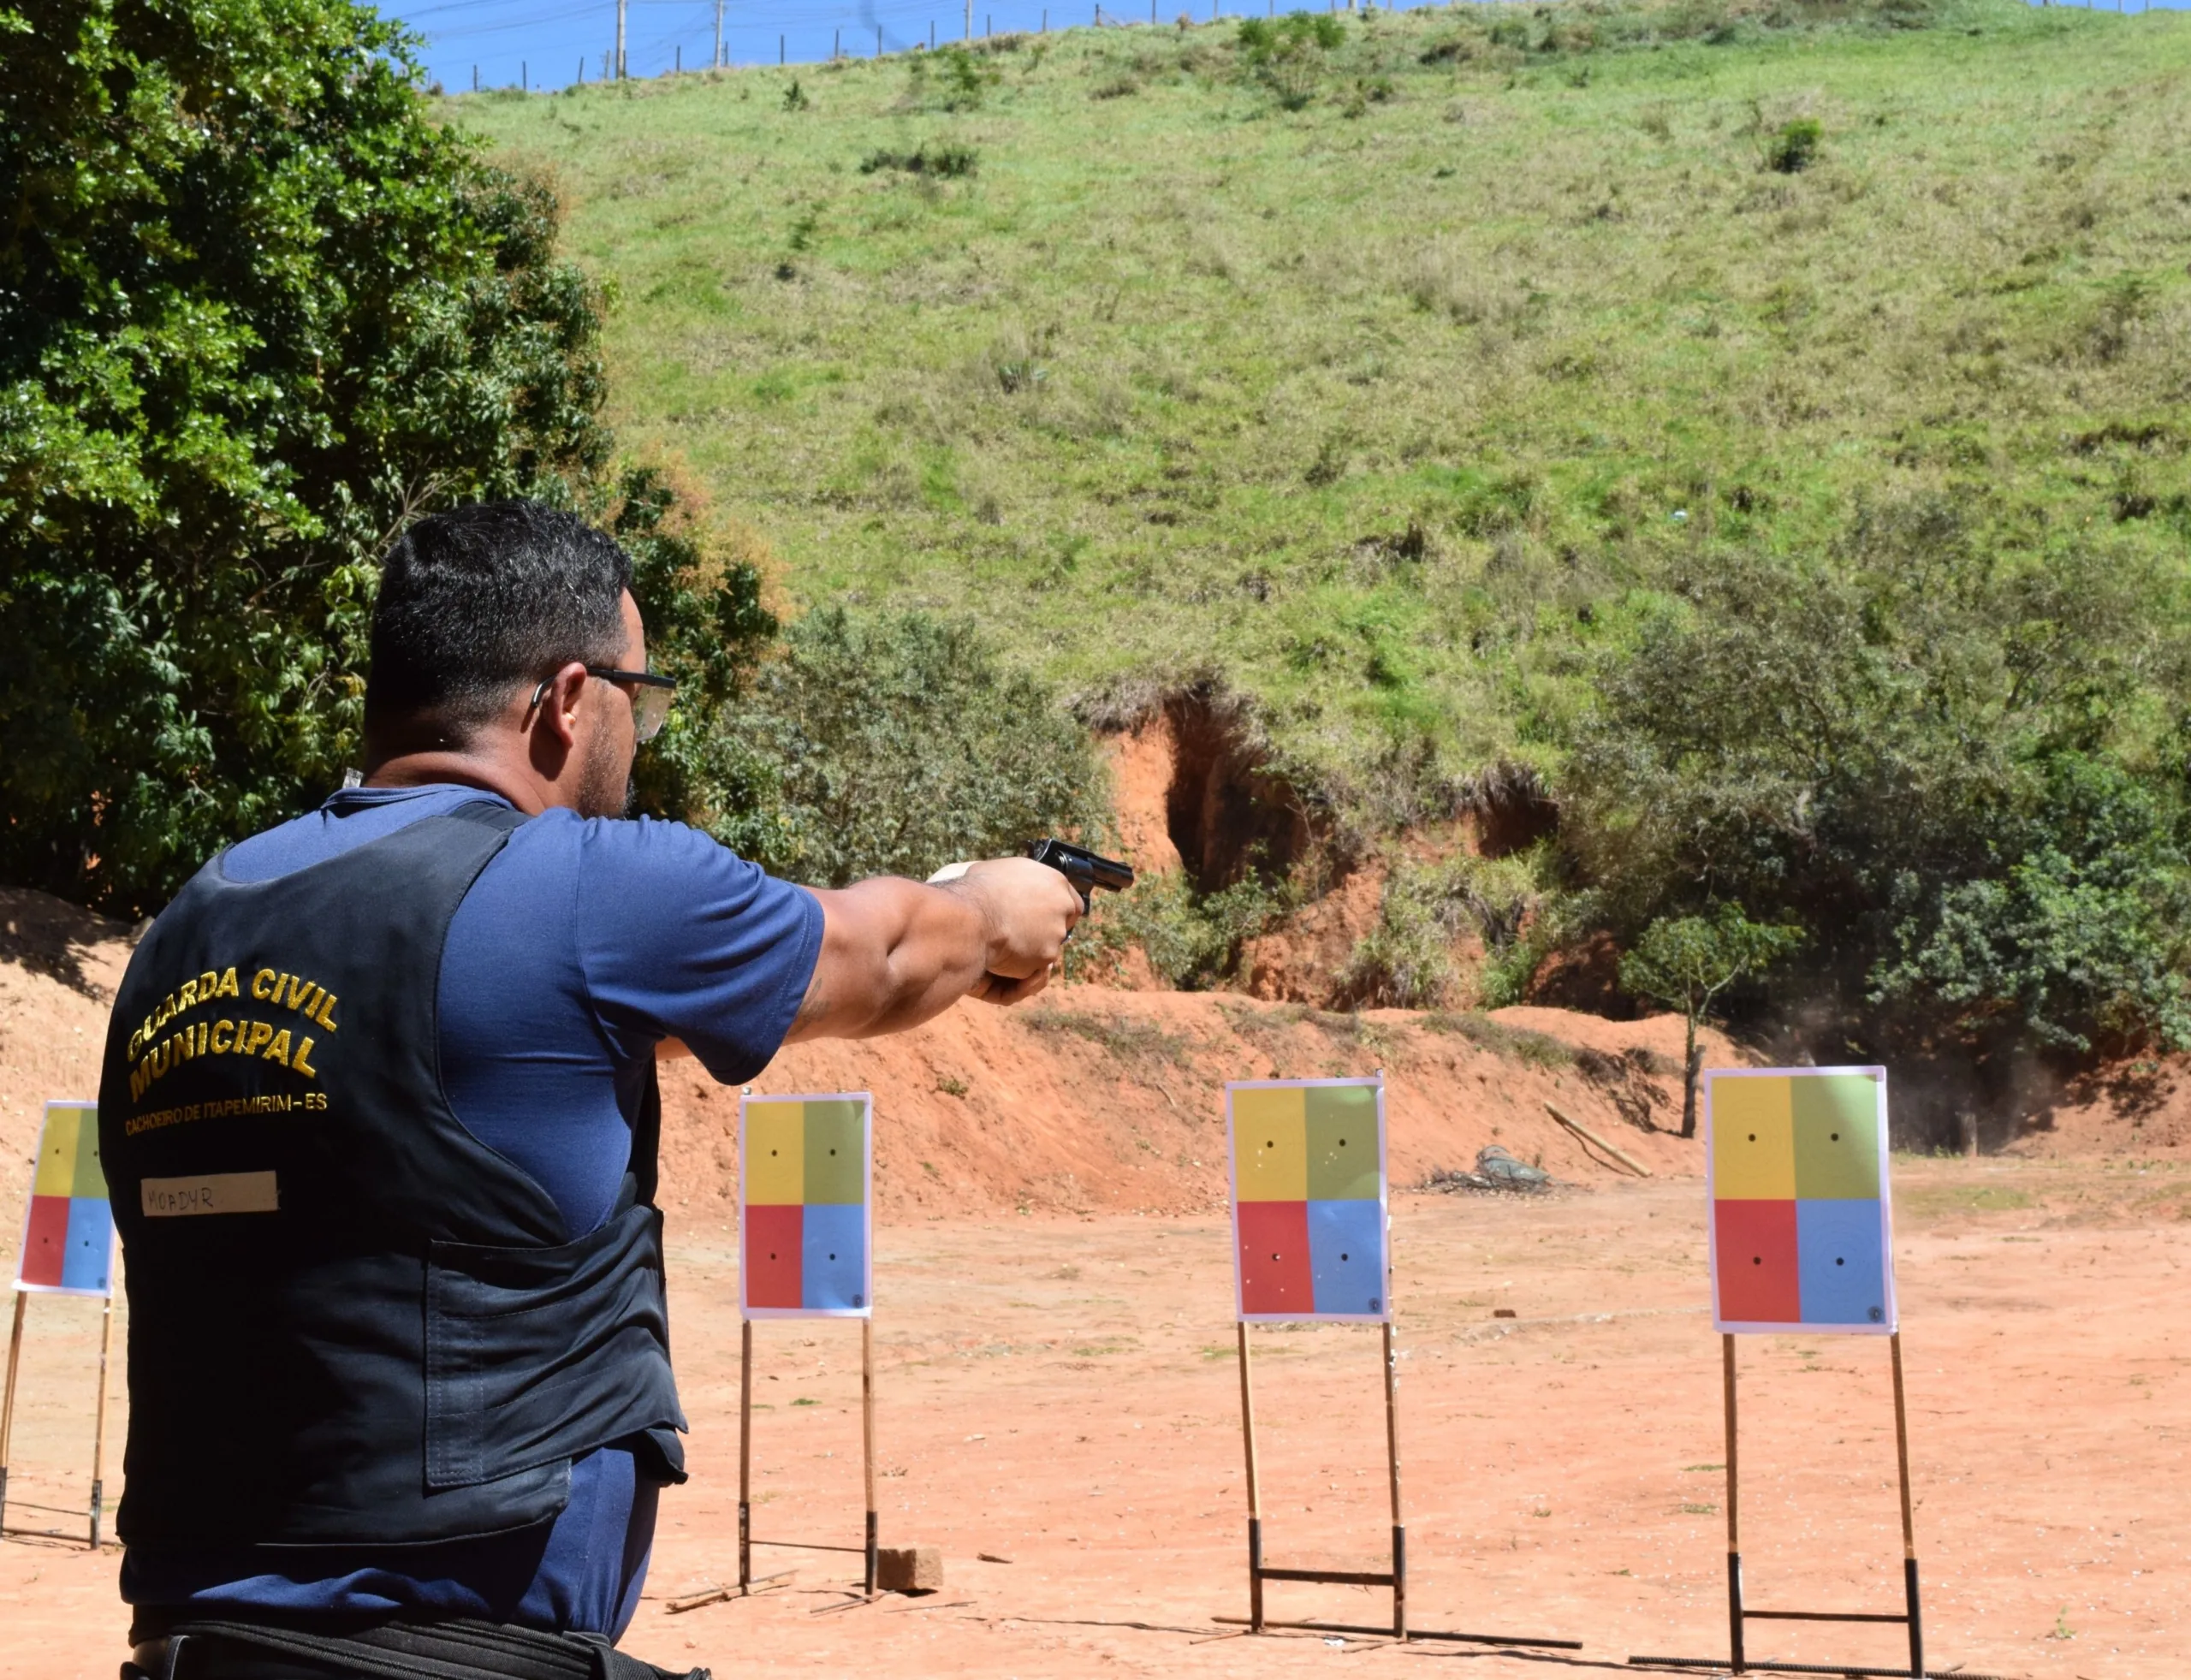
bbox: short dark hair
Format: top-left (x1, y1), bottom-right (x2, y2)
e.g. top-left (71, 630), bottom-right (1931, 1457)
top-left (365, 501), bottom-right (635, 736)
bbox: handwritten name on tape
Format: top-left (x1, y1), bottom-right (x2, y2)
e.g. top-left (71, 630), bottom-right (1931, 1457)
top-left (141, 1171), bottom-right (280, 1218)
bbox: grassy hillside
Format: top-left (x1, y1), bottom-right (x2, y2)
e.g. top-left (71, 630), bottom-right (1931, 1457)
top-left (455, 0), bottom-right (2188, 825)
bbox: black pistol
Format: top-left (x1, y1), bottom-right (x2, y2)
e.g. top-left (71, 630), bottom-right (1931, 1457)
top-left (1026, 838), bottom-right (1135, 912)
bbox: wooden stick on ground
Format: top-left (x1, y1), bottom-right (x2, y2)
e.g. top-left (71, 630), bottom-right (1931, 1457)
top-left (1544, 1102), bottom-right (1652, 1178)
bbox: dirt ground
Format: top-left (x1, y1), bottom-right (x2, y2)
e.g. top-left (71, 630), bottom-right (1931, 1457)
top-left (4, 1155), bottom-right (2186, 1679)
top-left (5, 885), bottom-right (2189, 1676)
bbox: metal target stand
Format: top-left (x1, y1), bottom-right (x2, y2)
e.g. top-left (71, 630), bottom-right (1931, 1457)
top-left (737, 1316), bottom-right (880, 1598)
top-left (1215, 1318), bottom-right (1582, 1653)
top-left (1631, 1066), bottom-right (1992, 1680)
top-left (1213, 1074), bottom-right (1579, 1653)
top-left (1626, 1333), bottom-right (1973, 1679)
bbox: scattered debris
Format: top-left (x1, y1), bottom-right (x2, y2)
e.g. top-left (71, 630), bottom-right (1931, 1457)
top-left (1420, 1146), bottom-right (1554, 1194)
top-left (668, 1569), bottom-right (793, 1611)
top-left (977, 1551), bottom-right (1014, 1564)
top-left (1493, 1309), bottom-right (1517, 1319)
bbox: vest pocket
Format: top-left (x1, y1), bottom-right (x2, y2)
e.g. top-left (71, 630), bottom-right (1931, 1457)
top-left (425, 1203), bottom-right (686, 1490)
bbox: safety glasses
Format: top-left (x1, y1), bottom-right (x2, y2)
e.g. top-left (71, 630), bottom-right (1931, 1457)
top-left (528, 667), bottom-right (679, 744)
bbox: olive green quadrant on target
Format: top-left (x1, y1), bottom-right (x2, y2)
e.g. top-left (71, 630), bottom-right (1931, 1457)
top-left (802, 1099), bottom-right (867, 1202)
top-left (1304, 1083), bottom-right (1381, 1202)
top-left (1791, 1072), bottom-right (1881, 1199)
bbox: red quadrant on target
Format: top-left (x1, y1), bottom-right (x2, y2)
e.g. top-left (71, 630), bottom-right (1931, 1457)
top-left (1236, 1199), bottom-right (1314, 1315)
top-left (1714, 1198), bottom-right (1802, 1324)
top-left (21, 1194), bottom-right (71, 1287)
top-left (745, 1203), bottom-right (804, 1309)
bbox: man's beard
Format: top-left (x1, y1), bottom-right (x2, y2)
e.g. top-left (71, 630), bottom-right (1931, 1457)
top-left (577, 729), bottom-right (636, 819)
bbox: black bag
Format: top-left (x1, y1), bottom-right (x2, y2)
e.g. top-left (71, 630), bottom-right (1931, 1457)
top-left (123, 1615), bottom-right (709, 1680)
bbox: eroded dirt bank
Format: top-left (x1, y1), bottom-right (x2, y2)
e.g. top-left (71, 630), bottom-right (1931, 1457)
top-left (658, 993), bottom-right (1719, 1226)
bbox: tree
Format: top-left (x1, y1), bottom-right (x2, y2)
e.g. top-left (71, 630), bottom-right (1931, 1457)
top-left (0, 0), bottom-right (765, 913)
top-left (1619, 906), bottom-right (1803, 1137)
top-left (1563, 502), bottom-right (2191, 1116)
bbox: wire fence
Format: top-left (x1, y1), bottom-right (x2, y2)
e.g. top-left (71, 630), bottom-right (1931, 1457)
top-left (406, 0), bottom-right (1535, 93)
top-left (407, 0), bottom-right (2176, 95)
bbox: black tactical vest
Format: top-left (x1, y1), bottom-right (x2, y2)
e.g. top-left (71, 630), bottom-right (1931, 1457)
top-left (98, 802), bottom-right (686, 1549)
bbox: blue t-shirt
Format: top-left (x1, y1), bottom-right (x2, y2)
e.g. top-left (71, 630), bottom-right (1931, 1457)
top-left (121, 785), bottom-right (823, 1637)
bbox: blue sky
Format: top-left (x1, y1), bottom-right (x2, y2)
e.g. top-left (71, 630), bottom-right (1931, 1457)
top-left (380, 0), bottom-right (2182, 94)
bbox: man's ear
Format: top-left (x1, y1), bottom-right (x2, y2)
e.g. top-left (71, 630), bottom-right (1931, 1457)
top-left (530, 661), bottom-right (591, 755)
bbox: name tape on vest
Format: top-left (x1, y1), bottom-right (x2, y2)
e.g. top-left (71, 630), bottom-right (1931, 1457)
top-left (142, 1171), bottom-right (280, 1218)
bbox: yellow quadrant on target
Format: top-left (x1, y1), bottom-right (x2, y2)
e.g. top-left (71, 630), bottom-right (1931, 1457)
top-left (33, 1109), bottom-right (83, 1198)
top-left (1232, 1086), bottom-right (1308, 1202)
top-left (1711, 1076), bottom-right (1796, 1200)
top-left (744, 1101), bottom-right (806, 1203)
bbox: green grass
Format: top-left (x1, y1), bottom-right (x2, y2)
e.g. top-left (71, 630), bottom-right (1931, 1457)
top-left (454, 0), bottom-right (2191, 816)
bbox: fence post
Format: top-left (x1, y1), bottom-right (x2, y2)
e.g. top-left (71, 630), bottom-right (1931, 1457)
top-left (878, 23), bottom-right (883, 54)
top-left (834, 25), bottom-right (840, 56)
top-left (675, 43), bottom-right (681, 72)
top-left (521, 59), bottom-right (527, 89)
top-left (472, 64), bottom-right (478, 91)
top-left (781, 33), bottom-right (787, 62)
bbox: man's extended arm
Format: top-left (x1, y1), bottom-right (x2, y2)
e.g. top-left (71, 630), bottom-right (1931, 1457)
top-left (782, 857), bottom-right (1083, 1042)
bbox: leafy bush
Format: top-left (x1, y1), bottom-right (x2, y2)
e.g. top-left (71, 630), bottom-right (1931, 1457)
top-left (1096, 869), bottom-right (1294, 991)
top-left (1871, 757), bottom-right (2191, 1054)
top-left (718, 608), bottom-right (1107, 886)
top-left (1237, 12), bottom-right (1344, 54)
top-left (615, 467), bottom-right (784, 866)
top-left (1235, 12), bottom-right (1344, 110)
top-left (0, 0), bottom-right (763, 914)
top-left (905, 47), bottom-right (998, 112)
top-left (1766, 116), bottom-right (1822, 173)
top-left (858, 143), bottom-right (979, 178)
top-left (1340, 849), bottom-right (1547, 1008)
top-left (1342, 888), bottom-right (1453, 1009)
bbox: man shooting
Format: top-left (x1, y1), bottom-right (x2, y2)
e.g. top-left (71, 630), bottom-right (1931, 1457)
top-left (99, 501), bottom-right (1084, 1679)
